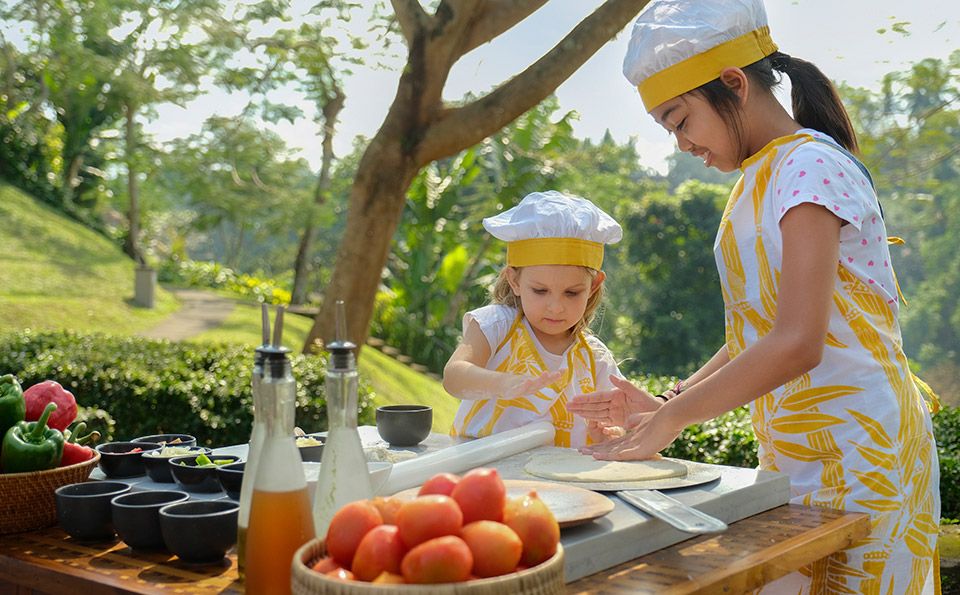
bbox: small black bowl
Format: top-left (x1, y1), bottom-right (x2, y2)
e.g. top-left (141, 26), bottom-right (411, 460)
top-left (96, 441), bottom-right (163, 478)
top-left (132, 434), bottom-right (198, 448)
top-left (142, 446), bottom-right (212, 483)
top-left (296, 437), bottom-right (325, 462)
top-left (376, 404), bottom-right (433, 446)
top-left (216, 461), bottom-right (245, 500)
top-left (169, 454), bottom-right (241, 493)
top-left (160, 500), bottom-right (239, 564)
top-left (55, 481), bottom-right (132, 541)
top-left (111, 490), bottom-right (189, 551)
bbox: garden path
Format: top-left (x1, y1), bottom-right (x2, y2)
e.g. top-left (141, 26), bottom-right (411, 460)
top-left (136, 287), bottom-right (235, 341)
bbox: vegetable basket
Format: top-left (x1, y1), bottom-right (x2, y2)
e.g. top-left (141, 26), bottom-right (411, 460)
top-left (291, 537), bottom-right (565, 595)
top-left (0, 451), bottom-right (101, 534)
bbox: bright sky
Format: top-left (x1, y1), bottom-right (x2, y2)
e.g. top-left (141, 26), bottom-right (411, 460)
top-left (152, 0), bottom-right (959, 174)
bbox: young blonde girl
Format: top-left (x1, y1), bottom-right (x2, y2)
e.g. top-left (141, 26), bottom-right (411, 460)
top-left (569, 1), bottom-right (941, 593)
top-left (443, 190), bottom-right (623, 448)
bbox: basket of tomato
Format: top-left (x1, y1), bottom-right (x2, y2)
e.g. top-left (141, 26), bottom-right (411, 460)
top-left (291, 468), bottom-right (565, 594)
top-left (0, 375), bottom-right (101, 534)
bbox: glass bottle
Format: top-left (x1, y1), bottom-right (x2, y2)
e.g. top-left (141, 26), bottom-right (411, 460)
top-left (312, 301), bottom-right (373, 538)
top-left (236, 347), bottom-right (265, 581)
top-left (244, 345), bottom-right (315, 595)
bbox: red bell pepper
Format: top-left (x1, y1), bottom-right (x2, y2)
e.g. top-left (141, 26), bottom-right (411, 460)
top-left (59, 422), bottom-right (100, 467)
top-left (24, 380), bottom-right (77, 432)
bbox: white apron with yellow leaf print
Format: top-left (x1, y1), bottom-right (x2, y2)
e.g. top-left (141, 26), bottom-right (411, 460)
top-left (717, 130), bottom-right (940, 595)
top-left (450, 305), bottom-right (623, 448)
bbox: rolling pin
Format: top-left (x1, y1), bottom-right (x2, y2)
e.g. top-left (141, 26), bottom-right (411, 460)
top-left (378, 421), bottom-right (555, 495)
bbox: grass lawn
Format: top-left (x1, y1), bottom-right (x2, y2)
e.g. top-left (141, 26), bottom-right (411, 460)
top-left (0, 184), bottom-right (178, 332)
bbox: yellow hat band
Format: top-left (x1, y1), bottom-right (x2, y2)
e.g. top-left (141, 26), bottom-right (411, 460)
top-left (638, 26), bottom-right (778, 112)
top-left (507, 238), bottom-right (604, 269)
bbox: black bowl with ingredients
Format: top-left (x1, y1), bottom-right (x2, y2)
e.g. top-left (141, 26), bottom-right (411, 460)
top-left (216, 461), bottom-right (245, 500)
top-left (132, 434), bottom-right (198, 448)
top-left (142, 446), bottom-right (212, 483)
top-left (296, 435), bottom-right (325, 462)
top-left (56, 481), bottom-right (132, 541)
top-left (111, 489), bottom-right (189, 551)
top-left (96, 441), bottom-right (163, 478)
top-left (160, 500), bottom-right (240, 564)
top-left (169, 453), bottom-right (241, 493)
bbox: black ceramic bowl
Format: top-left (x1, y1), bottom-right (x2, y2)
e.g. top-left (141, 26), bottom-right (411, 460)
top-left (376, 404), bottom-right (433, 446)
top-left (169, 454), bottom-right (241, 493)
top-left (96, 441), bottom-right (163, 478)
top-left (132, 434), bottom-right (198, 448)
top-left (142, 446), bottom-right (212, 483)
top-left (296, 436), bottom-right (325, 462)
top-left (160, 500), bottom-right (240, 565)
top-left (216, 461), bottom-right (245, 500)
top-left (111, 490), bottom-right (189, 551)
top-left (55, 481), bottom-right (132, 541)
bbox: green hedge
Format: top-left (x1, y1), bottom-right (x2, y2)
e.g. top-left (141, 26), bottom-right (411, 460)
top-left (933, 405), bottom-right (960, 520)
top-left (0, 330), bottom-right (376, 447)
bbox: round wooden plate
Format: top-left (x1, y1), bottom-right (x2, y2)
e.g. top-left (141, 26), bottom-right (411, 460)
top-left (394, 479), bottom-right (615, 529)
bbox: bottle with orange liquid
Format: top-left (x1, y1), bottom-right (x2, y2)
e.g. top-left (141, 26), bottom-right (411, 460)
top-left (244, 307), bottom-right (315, 595)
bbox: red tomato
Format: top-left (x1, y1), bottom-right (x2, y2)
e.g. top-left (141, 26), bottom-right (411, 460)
top-left (450, 467), bottom-right (507, 524)
top-left (401, 535), bottom-right (473, 584)
top-left (395, 495), bottom-right (463, 549)
top-left (325, 500), bottom-right (383, 567)
top-left (418, 472), bottom-right (460, 497)
top-left (351, 524), bottom-right (406, 581)
top-left (460, 520), bottom-right (523, 577)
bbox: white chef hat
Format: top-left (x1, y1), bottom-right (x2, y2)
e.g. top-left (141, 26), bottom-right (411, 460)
top-left (623, 0), bottom-right (778, 112)
top-left (483, 191), bottom-right (622, 270)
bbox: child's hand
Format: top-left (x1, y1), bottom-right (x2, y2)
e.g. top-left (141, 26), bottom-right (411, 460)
top-left (502, 369), bottom-right (566, 399)
top-left (587, 420), bottom-right (625, 443)
top-left (568, 375), bottom-right (660, 428)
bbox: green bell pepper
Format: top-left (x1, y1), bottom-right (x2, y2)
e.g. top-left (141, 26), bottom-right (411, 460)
top-left (1, 402), bottom-right (64, 473)
top-left (0, 374), bottom-right (26, 441)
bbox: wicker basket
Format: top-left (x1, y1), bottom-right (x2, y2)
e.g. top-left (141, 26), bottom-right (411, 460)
top-left (291, 537), bottom-right (565, 595)
top-left (0, 451), bottom-right (101, 534)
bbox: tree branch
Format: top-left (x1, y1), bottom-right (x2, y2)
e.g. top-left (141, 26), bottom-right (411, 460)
top-left (416, 0), bottom-right (649, 164)
top-left (391, 0), bottom-right (429, 47)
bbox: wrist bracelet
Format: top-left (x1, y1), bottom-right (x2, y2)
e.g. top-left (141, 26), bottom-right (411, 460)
top-left (654, 394), bottom-right (669, 403)
top-left (674, 380), bottom-right (689, 394)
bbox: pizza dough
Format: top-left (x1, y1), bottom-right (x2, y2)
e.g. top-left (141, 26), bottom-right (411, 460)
top-left (523, 450), bottom-right (687, 483)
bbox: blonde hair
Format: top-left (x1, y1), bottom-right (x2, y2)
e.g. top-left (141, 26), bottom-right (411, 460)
top-left (491, 266), bottom-right (604, 338)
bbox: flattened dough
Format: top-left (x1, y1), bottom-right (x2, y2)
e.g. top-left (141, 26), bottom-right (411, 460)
top-left (524, 451), bottom-right (687, 482)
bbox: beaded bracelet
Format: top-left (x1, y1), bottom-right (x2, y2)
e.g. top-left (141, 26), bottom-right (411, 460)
top-left (675, 379), bottom-right (689, 394)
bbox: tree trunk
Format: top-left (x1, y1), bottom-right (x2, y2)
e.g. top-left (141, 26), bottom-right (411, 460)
top-left (123, 102), bottom-right (143, 264)
top-left (62, 154), bottom-right (83, 207)
top-left (291, 87), bottom-right (346, 305)
top-left (302, 0), bottom-right (650, 355)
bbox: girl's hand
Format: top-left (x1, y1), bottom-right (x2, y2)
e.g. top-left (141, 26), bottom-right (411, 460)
top-left (578, 407), bottom-right (683, 461)
top-left (587, 420), bottom-right (626, 443)
top-left (567, 375), bottom-right (660, 427)
top-left (501, 369), bottom-right (566, 399)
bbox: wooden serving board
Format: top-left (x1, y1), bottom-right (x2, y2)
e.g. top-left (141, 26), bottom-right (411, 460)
top-left (394, 479), bottom-right (615, 529)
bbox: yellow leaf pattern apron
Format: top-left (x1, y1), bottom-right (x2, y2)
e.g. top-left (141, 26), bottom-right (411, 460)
top-left (718, 131), bottom-right (940, 595)
top-left (451, 312), bottom-right (599, 448)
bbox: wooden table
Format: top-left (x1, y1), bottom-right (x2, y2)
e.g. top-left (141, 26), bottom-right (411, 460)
top-left (0, 504), bottom-right (869, 595)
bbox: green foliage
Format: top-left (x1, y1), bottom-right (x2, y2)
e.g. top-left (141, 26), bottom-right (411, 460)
top-left (605, 181), bottom-right (728, 377)
top-left (162, 259), bottom-right (292, 305)
top-left (934, 405), bottom-right (960, 519)
top-left (0, 330), bottom-right (376, 446)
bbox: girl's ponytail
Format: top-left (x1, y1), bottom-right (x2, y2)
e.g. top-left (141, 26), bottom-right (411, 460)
top-left (770, 51), bottom-right (860, 154)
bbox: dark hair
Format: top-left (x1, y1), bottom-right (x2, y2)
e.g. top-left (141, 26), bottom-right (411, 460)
top-left (695, 51), bottom-right (859, 159)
